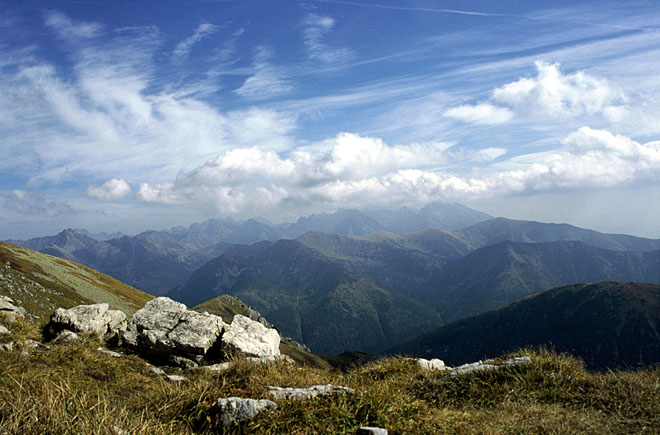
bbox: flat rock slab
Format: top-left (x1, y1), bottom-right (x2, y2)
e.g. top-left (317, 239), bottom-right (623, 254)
top-left (46, 303), bottom-right (126, 342)
top-left (222, 314), bottom-right (281, 358)
top-left (122, 297), bottom-right (226, 359)
top-left (97, 347), bottom-right (122, 358)
top-left (216, 397), bottom-right (278, 431)
top-left (448, 356), bottom-right (531, 377)
top-left (166, 375), bottom-right (188, 383)
top-left (268, 384), bottom-right (354, 401)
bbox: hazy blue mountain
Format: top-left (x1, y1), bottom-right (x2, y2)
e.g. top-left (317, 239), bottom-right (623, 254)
top-left (362, 202), bottom-right (492, 233)
top-left (168, 239), bottom-right (442, 355)
top-left (283, 209), bottom-right (385, 238)
top-left (9, 230), bottom-right (230, 296)
top-left (390, 281), bottom-right (660, 370)
top-left (455, 217), bottom-right (660, 252)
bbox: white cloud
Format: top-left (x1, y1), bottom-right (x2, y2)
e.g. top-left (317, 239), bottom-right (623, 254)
top-left (135, 127), bottom-right (660, 217)
top-left (302, 14), bottom-right (355, 64)
top-left (1, 190), bottom-right (73, 217)
top-left (44, 10), bottom-right (103, 41)
top-left (87, 178), bottom-right (132, 200)
top-left (173, 23), bottom-right (219, 62)
top-left (492, 61), bottom-right (627, 118)
top-left (234, 46), bottom-right (292, 99)
top-left (443, 103), bottom-right (514, 125)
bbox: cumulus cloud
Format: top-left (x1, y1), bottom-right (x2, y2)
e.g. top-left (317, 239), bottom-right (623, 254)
top-left (492, 61), bottom-right (627, 118)
top-left (302, 14), bottom-right (354, 64)
top-left (443, 103), bottom-right (514, 125)
top-left (87, 178), bottom-right (132, 200)
top-left (134, 127), bottom-right (660, 216)
top-left (173, 23), bottom-right (219, 62)
top-left (1, 190), bottom-right (73, 217)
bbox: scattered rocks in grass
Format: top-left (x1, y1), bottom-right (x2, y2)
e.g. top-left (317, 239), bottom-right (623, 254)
top-left (216, 397), bottom-right (278, 431)
top-left (267, 384), bottom-right (354, 401)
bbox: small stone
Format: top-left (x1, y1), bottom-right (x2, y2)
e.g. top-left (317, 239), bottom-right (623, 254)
top-left (97, 347), bottom-right (122, 358)
top-left (23, 339), bottom-right (49, 351)
top-left (267, 384), bottom-right (354, 401)
top-left (52, 330), bottom-right (79, 344)
top-left (148, 365), bottom-right (166, 375)
top-left (358, 427), bottom-right (388, 435)
top-left (216, 397), bottom-right (278, 431)
top-left (168, 354), bottom-right (199, 369)
top-left (0, 342), bottom-right (14, 352)
top-left (166, 374), bottom-right (188, 382)
top-left (417, 358), bottom-right (446, 370)
top-left (206, 362), bottom-right (234, 371)
top-left (0, 325), bottom-right (9, 335)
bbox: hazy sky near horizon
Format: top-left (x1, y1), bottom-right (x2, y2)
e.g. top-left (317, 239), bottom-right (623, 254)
top-left (2, 0), bottom-right (660, 239)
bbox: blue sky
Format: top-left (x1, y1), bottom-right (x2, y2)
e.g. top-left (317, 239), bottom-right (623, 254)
top-left (2, 0), bottom-right (660, 239)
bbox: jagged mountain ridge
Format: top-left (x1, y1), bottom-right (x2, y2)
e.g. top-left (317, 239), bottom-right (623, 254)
top-left (389, 281), bottom-right (660, 370)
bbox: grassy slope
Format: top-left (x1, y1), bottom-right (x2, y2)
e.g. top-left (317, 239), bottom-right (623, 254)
top-left (0, 242), bottom-right (152, 319)
top-left (0, 320), bottom-right (658, 434)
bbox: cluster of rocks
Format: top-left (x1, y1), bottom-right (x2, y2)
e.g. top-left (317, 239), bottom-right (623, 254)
top-left (44, 297), bottom-right (282, 368)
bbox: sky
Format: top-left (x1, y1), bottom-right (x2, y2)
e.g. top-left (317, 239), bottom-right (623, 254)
top-left (2, 0), bottom-right (660, 239)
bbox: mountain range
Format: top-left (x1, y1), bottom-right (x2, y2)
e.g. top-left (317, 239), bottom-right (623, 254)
top-left (7, 202), bottom-right (660, 356)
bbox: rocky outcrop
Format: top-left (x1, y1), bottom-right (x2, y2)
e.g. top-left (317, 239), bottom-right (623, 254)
top-left (267, 384), bottom-right (354, 401)
top-left (216, 397), bottom-right (278, 431)
top-left (0, 296), bottom-right (27, 322)
top-left (221, 314), bottom-right (280, 358)
top-left (122, 297), bottom-right (227, 361)
top-left (45, 303), bottom-right (126, 342)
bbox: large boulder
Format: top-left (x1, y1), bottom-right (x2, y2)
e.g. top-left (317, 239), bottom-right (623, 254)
top-left (45, 303), bottom-right (126, 342)
top-left (122, 297), bottom-right (227, 361)
top-left (221, 314), bottom-right (280, 358)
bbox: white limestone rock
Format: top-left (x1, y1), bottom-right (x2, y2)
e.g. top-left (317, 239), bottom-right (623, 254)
top-left (46, 303), bottom-right (126, 342)
top-left (0, 325), bottom-right (9, 335)
top-left (358, 427), bottom-right (389, 435)
top-left (448, 356), bottom-right (531, 377)
top-left (216, 397), bottom-right (278, 431)
top-left (416, 358), bottom-right (446, 370)
top-left (221, 314), bottom-right (280, 358)
top-left (267, 384), bottom-right (354, 401)
top-left (122, 297), bottom-right (227, 359)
